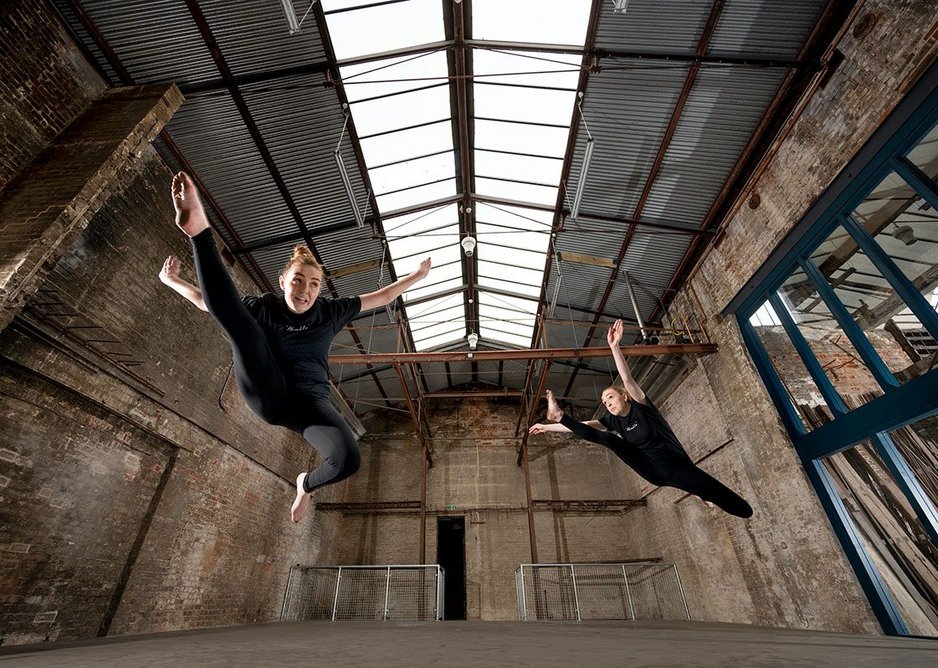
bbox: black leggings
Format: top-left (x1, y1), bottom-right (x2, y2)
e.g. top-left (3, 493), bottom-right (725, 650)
top-left (192, 230), bottom-right (360, 493)
top-left (560, 415), bottom-right (753, 518)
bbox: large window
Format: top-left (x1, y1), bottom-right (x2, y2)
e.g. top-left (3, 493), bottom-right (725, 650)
top-left (735, 65), bottom-right (938, 636)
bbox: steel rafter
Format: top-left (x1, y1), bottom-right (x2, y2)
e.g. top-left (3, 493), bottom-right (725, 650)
top-left (562, 0), bottom-right (727, 401)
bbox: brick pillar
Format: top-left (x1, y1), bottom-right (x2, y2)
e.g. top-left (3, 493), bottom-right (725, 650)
top-left (0, 84), bottom-right (184, 332)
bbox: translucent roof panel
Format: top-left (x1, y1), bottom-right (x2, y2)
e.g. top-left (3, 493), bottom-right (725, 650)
top-left (377, 179), bottom-right (458, 213)
top-left (479, 291), bottom-right (540, 347)
top-left (369, 151), bottom-right (456, 197)
top-left (408, 293), bottom-right (466, 351)
top-left (473, 49), bottom-right (582, 90)
top-left (472, 0), bottom-right (591, 46)
top-left (340, 51), bottom-right (449, 103)
top-left (474, 84), bottom-right (577, 127)
top-left (475, 151), bottom-right (563, 190)
top-left (349, 85), bottom-right (451, 137)
top-left (385, 204), bottom-right (460, 266)
top-left (475, 119), bottom-right (569, 157)
top-left (322, 0), bottom-right (445, 61)
top-left (359, 120), bottom-right (453, 169)
top-left (475, 178), bottom-right (557, 207)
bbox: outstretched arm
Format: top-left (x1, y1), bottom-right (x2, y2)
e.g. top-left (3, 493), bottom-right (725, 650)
top-left (359, 258), bottom-right (431, 311)
top-left (529, 419), bottom-right (603, 435)
top-left (159, 255), bottom-right (208, 312)
top-left (607, 319), bottom-right (646, 404)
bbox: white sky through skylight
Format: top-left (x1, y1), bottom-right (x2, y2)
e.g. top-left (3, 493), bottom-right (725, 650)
top-left (323, 0), bottom-right (590, 351)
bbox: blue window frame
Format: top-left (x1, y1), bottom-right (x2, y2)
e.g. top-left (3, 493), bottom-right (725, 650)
top-left (732, 61), bottom-right (938, 635)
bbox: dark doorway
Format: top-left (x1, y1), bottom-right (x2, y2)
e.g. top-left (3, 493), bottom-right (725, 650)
top-left (437, 516), bottom-right (466, 620)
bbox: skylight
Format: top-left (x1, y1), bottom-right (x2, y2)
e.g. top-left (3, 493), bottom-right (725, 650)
top-left (323, 0), bottom-right (591, 352)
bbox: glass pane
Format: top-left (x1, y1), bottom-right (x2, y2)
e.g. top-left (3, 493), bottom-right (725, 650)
top-left (475, 119), bottom-right (569, 158)
top-left (777, 267), bottom-right (885, 407)
top-left (749, 299), bottom-right (831, 431)
top-left (339, 51), bottom-right (448, 103)
top-left (473, 49), bottom-right (581, 90)
top-left (375, 179), bottom-right (457, 213)
top-left (810, 221), bottom-right (935, 384)
top-left (886, 413), bottom-right (938, 526)
top-left (475, 151), bottom-right (563, 188)
top-left (473, 0), bottom-right (591, 45)
top-left (821, 443), bottom-right (938, 637)
top-left (324, 0), bottom-right (445, 61)
top-left (475, 177), bottom-right (557, 207)
top-left (359, 121), bottom-right (453, 168)
top-left (474, 85), bottom-right (577, 127)
top-left (907, 122), bottom-right (938, 181)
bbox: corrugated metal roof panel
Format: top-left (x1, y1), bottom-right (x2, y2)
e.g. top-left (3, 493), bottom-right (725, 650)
top-left (167, 96), bottom-right (301, 248)
top-left (710, 0), bottom-right (825, 58)
top-left (200, 0), bottom-right (328, 76)
top-left (74, 0), bottom-right (219, 84)
top-left (242, 75), bottom-right (370, 236)
top-left (594, 0), bottom-right (710, 54)
top-left (571, 61), bottom-right (690, 220)
top-left (642, 66), bottom-right (786, 225)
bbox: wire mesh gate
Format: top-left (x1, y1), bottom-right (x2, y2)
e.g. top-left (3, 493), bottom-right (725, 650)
top-left (515, 563), bottom-right (689, 621)
top-left (280, 565), bottom-right (444, 621)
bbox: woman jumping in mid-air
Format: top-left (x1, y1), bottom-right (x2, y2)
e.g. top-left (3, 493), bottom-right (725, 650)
top-left (160, 172), bottom-right (431, 522)
top-left (529, 319), bottom-right (752, 518)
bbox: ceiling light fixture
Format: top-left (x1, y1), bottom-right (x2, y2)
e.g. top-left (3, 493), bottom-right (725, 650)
top-left (893, 224), bottom-right (916, 246)
top-left (461, 236), bottom-right (476, 256)
top-left (467, 332), bottom-right (479, 350)
top-left (611, 0), bottom-right (629, 14)
top-left (549, 251), bottom-right (563, 318)
top-left (570, 94), bottom-right (594, 220)
top-left (281, 0), bottom-right (317, 34)
top-left (335, 105), bottom-right (364, 228)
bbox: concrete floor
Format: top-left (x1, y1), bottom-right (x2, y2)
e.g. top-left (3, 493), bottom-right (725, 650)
top-left (0, 621), bottom-right (936, 667)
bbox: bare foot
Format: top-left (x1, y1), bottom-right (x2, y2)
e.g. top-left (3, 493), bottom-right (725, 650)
top-left (172, 172), bottom-right (210, 237)
top-left (291, 472), bottom-right (311, 523)
top-left (545, 389), bottom-right (564, 422)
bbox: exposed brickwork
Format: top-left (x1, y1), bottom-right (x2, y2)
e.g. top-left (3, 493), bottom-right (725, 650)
top-left (0, 84), bottom-right (183, 334)
top-left (0, 0), bottom-right (106, 191)
top-left (0, 3), bottom-right (344, 641)
top-left (336, 400), bottom-right (648, 621)
top-left (693, 0), bottom-right (938, 316)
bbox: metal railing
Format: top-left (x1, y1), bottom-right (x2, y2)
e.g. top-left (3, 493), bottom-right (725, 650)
top-left (280, 565), bottom-right (444, 621)
top-left (515, 563), bottom-right (689, 621)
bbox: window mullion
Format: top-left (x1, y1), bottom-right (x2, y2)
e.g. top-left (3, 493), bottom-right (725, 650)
top-left (768, 292), bottom-right (849, 416)
top-left (893, 156), bottom-right (938, 212)
top-left (737, 316), bottom-right (806, 437)
top-left (798, 258), bottom-right (899, 391)
top-left (869, 432), bottom-right (938, 544)
top-left (840, 213), bottom-right (938, 341)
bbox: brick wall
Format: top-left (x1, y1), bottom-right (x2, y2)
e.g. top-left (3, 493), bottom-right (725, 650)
top-left (0, 0), bottom-right (343, 645)
top-left (331, 399), bottom-right (650, 621)
top-left (0, 0), bottom-right (105, 191)
top-left (638, 0), bottom-right (938, 634)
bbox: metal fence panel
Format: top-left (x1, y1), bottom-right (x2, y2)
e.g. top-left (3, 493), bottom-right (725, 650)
top-left (515, 563), bottom-right (689, 622)
top-left (281, 565), bottom-right (443, 622)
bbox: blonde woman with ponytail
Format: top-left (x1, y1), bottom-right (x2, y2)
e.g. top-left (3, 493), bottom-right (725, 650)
top-left (160, 172), bottom-right (431, 522)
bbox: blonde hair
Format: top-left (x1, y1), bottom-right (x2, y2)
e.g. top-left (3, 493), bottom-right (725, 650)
top-left (281, 245), bottom-right (324, 277)
top-left (603, 385), bottom-right (631, 402)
